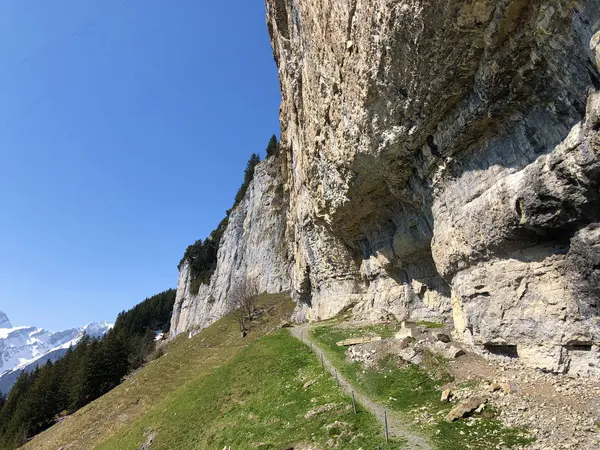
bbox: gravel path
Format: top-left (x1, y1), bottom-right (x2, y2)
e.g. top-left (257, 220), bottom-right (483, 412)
top-left (290, 324), bottom-right (433, 449)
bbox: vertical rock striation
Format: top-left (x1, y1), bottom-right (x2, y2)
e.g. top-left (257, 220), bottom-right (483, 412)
top-left (170, 0), bottom-right (600, 375)
top-left (169, 157), bottom-right (292, 337)
top-left (266, 0), bottom-right (600, 374)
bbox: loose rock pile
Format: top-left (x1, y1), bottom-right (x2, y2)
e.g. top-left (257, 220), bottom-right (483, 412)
top-left (444, 354), bottom-right (600, 448)
top-left (343, 321), bottom-right (600, 449)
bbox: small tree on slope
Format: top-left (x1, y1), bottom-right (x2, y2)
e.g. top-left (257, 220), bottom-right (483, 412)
top-left (228, 278), bottom-right (259, 335)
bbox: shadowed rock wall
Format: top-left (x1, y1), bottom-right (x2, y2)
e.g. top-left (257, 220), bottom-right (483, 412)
top-left (266, 0), bottom-right (600, 374)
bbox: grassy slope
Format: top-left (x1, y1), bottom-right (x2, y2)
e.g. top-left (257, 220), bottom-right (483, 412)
top-left (311, 323), bottom-right (535, 450)
top-left (23, 294), bottom-right (289, 450)
top-left (98, 330), bottom-right (403, 450)
top-left (24, 294), bottom-right (401, 449)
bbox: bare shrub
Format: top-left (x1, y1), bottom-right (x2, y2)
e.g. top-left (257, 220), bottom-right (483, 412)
top-left (228, 278), bottom-right (259, 334)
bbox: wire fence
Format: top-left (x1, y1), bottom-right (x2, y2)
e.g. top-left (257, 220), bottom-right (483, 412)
top-left (299, 330), bottom-right (392, 448)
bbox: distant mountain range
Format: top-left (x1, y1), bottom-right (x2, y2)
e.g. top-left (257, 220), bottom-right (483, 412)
top-left (0, 310), bottom-right (112, 394)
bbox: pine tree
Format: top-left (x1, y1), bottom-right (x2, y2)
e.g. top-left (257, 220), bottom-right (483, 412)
top-left (235, 153), bottom-right (261, 205)
top-left (0, 289), bottom-right (176, 449)
top-left (26, 361), bottom-right (59, 435)
top-left (67, 336), bottom-right (90, 411)
top-left (266, 134), bottom-right (279, 157)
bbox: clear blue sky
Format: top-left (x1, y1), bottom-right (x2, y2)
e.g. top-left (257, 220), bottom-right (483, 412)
top-left (0, 0), bottom-right (281, 330)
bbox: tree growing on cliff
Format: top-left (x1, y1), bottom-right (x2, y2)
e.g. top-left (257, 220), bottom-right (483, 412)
top-left (266, 134), bottom-right (279, 158)
top-left (180, 151), bottom-right (264, 293)
top-left (234, 153), bottom-right (261, 205)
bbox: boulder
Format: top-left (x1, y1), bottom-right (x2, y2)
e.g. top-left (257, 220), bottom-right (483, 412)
top-left (431, 341), bottom-right (466, 359)
top-left (398, 347), bottom-right (422, 365)
top-left (489, 382), bottom-right (512, 394)
top-left (433, 332), bottom-right (451, 343)
top-left (441, 388), bottom-right (453, 402)
top-left (446, 345), bottom-right (466, 359)
top-left (302, 379), bottom-right (317, 389)
top-left (395, 328), bottom-right (417, 339)
top-left (446, 396), bottom-right (487, 422)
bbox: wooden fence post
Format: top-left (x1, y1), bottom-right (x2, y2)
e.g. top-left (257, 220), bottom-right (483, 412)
top-left (384, 410), bottom-right (389, 443)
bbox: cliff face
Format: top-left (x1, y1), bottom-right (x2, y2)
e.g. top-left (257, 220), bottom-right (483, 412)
top-left (266, 0), bottom-right (600, 374)
top-left (169, 0), bottom-right (600, 375)
top-left (169, 157), bottom-right (292, 337)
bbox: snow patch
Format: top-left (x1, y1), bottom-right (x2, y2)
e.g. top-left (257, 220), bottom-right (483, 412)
top-left (0, 311), bottom-right (113, 391)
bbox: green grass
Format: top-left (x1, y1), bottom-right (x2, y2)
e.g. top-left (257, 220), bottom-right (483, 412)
top-left (24, 294), bottom-right (292, 450)
top-left (98, 331), bottom-right (404, 450)
top-left (24, 294), bottom-right (404, 450)
top-left (329, 322), bottom-right (401, 340)
top-left (354, 323), bottom-right (399, 339)
top-left (311, 324), bottom-right (534, 450)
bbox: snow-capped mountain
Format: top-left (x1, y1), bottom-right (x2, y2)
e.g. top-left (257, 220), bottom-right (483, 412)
top-left (0, 311), bottom-right (112, 393)
top-left (0, 311), bottom-right (11, 329)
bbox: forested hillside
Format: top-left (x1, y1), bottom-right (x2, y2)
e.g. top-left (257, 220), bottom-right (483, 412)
top-left (0, 289), bottom-right (175, 449)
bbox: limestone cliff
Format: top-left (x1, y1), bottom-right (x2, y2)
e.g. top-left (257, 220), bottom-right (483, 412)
top-left (169, 157), bottom-right (291, 337)
top-left (169, 0), bottom-right (600, 375)
top-left (265, 0), bottom-right (600, 374)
